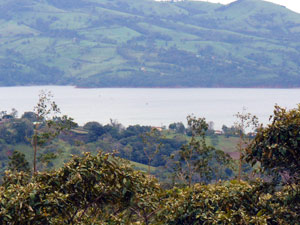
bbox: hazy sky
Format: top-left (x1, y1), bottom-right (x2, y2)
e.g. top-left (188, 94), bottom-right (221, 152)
top-left (203, 0), bottom-right (300, 13)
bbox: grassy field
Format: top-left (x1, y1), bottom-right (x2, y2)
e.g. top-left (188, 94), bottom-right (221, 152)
top-left (130, 161), bottom-right (157, 173)
top-left (164, 131), bottom-right (239, 154)
top-left (6, 143), bottom-right (155, 172)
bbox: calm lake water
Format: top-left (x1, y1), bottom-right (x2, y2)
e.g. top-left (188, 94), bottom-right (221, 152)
top-left (1, 86), bottom-right (300, 129)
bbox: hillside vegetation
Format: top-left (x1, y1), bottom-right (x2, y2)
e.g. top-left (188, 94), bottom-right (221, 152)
top-left (0, 111), bottom-right (240, 180)
top-left (0, 0), bottom-right (300, 87)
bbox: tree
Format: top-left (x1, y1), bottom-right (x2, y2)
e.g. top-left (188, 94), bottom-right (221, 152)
top-left (245, 105), bottom-right (300, 185)
top-left (175, 115), bottom-right (212, 186)
top-left (83, 121), bottom-right (104, 142)
top-left (11, 118), bottom-right (34, 143)
top-left (234, 108), bottom-right (258, 181)
top-left (8, 151), bottom-right (31, 173)
top-left (0, 110), bottom-right (7, 119)
top-left (171, 115), bottom-right (232, 186)
top-left (168, 122), bottom-right (185, 134)
top-left (0, 117), bottom-right (33, 144)
top-left (0, 108), bottom-right (18, 119)
top-left (21, 111), bottom-right (37, 122)
top-left (10, 108), bottom-right (18, 118)
top-left (141, 128), bottom-right (164, 175)
top-left (32, 90), bottom-right (76, 173)
top-left (213, 149), bottom-right (233, 181)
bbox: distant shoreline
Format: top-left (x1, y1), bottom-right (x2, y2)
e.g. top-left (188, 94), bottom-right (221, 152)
top-left (75, 85), bottom-right (300, 89)
top-left (0, 85), bottom-right (300, 90)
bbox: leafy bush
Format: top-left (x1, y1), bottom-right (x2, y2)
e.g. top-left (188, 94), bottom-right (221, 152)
top-left (0, 152), bottom-right (160, 224)
top-left (1, 152), bottom-right (298, 224)
top-left (156, 180), bottom-right (299, 224)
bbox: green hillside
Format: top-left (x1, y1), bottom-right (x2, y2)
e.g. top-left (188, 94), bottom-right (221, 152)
top-left (0, 0), bottom-right (300, 87)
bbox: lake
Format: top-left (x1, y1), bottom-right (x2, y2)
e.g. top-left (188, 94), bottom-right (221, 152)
top-left (1, 86), bottom-right (299, 129)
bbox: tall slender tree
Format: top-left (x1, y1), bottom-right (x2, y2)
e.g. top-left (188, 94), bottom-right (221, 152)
top-left (234, 108), bottom-right (259, 181)
top-left (32, 90), bottom-right (76, 173)
top-left (141, 128), bottom-right (164, 175)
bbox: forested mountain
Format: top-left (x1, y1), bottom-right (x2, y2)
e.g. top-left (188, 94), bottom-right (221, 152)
top-left (0, 0), bottom-right (300, 87)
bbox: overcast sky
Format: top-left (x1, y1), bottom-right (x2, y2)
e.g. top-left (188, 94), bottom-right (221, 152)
top-left (202, 0), bottom-right (300, 13)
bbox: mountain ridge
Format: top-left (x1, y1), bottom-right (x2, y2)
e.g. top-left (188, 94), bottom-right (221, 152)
top-left (0, 0), bottom-right (299, 87)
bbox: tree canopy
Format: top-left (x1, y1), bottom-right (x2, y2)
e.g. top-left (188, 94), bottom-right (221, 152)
top-left (245, 105), bottom-right (300, 185)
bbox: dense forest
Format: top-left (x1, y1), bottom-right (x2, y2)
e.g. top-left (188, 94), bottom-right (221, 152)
top-left (0, 93), bottom-right (299, 223)
top-left (0, 0), bottom-right (300, 87)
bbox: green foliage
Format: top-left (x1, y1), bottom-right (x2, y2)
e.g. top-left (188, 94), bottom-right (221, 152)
top-left (83, 121), bottom-right (104, 142)
top-left (8, 151), bottom-right (31, 174)
top-left (170, 115), bottom-right (233, 186)
top-left (246, 105), bottom-right (300, 185)
top-left (169, 122), bottom-right (185, 134)
top-left (0, 117), bottom-right (33, 144)
top-left (213, 149), bottom-right (234, 181)
top-left (142, 128), bottom-right (164, 174)
top-left (156, 180), bottom-right (299, 224)
top-left (21, 111), bottom-right (38, 122)
top-left (0, 152), bottom-right (161, 224)
top-left (1, 159), bottom-right (298, 224)
top-left (179, 116), bottom-right (212, 186)
top-left (0, 116), bottom-right (188, 176)
top-left (234, 109), bottom-right (259, 181)
top-left (0, 114), bottom-right (239, 179)
top-left (31, 90), bottom-right (77, 173)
